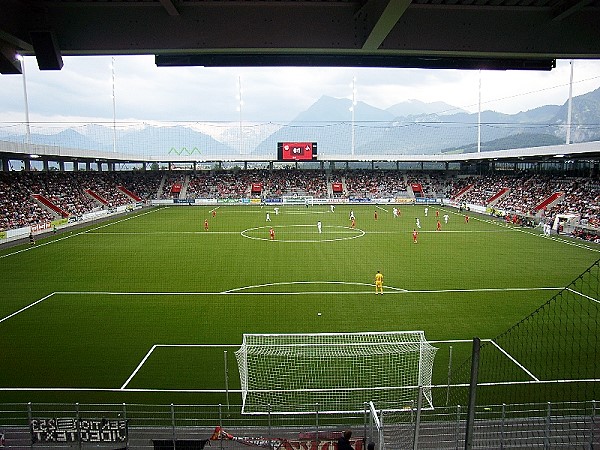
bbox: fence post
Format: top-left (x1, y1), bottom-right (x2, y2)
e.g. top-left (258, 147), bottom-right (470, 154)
top-left (28, 402), bottom-right (33, 450)
top-left (412, 385), bottom-right (423, 450)
top-left (76, 402), bottom-right (82, 450)
top-left (590, 400), bottom-right (596, 450)
top-left (455, 405), bottom-right (461, 450)
top-left (224, 350), bottom-right (230, 411)
top-left (171, 403), bottom-right (176, 448)
top-left (464, 337), bottom-right (481, 450)
top-left (268, 404), bottom-right (272, 450)
top-left (544, 402), bottom-right (551, 449)
top-left (315, 403), bottom-right (319, 445)
top-left (122, 403), bottom-right (128, 449)
top-left (219, 404), bottom-right (223, 450)
top-left (363, 402), bottom-right (368, 447)
top-left (446, 345), bottom-right (453, 406)
top-left (379, 408), bottom-right (384, 450)
top-left (500, 403), bottom-right (505, 450)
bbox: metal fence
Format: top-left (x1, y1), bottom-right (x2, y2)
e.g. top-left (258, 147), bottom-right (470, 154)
top-left (0, 400), bottom-right (598, 449)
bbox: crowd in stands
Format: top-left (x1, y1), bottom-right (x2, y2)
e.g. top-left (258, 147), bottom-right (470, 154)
top-left (0, 171), bottom-right (162, 230)
top-left (0, 173), bottom-right (55, 230)
top-left (264, 170), bottom-right (328, 198)
top-left (344, 170), bottom-right (406, 198)
top-left (1, 169), bottom-right (599, 237)
top-left (449, 172), bottom-right (600, 234)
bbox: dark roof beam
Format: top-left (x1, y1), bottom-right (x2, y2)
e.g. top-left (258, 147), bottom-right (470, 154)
top-left (0, 39), bottom-right (22, 74)
top-left (552, 0), bottom-right (594, 21)
top-left (159, 0), bottom-right (180, 16)
top-left (359, 0), bottom-right (413, 51)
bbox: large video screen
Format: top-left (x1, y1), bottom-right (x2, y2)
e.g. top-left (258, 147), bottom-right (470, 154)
top-left (277, 142), bottom-right (317, 161)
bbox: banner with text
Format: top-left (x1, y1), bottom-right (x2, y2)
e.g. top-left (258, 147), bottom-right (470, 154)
top-left (31, 418), bottom-right (127, 444)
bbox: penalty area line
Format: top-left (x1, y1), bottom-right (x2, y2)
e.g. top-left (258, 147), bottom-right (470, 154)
top-left (120, 343), bottom-right (239, 390)
top-left (0, 387), bottom-right (240, 393)
top-left (0, 292), bottom-right (55, 324)
top-left (121, 345), bottom-right (157, 389)
top-left (53, 286), bottom-right (563, 297)
top-left (489, 339), bottom-right (540, 381)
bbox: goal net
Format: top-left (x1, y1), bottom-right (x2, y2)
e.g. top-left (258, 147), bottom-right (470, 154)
top-left (235, 331), bottom-right (438, 414)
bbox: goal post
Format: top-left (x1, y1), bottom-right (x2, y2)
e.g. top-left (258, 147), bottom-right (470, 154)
top-left (235, 331), bottom-right (438, 414)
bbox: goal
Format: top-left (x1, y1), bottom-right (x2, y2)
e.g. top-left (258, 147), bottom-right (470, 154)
top-left (282, 195), bottom-right (314, 206)
top-left (235, 331), bottom-right (438, 414)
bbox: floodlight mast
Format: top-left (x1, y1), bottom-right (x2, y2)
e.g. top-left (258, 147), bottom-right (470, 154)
top-left (111, 57), bottom-right (117, 154)
top-left (566, 60), bottom-right (574, 145)
top-left (350, 77), bottom-right (357, 156)
top-left (17, 55), bottom-right (31, 147)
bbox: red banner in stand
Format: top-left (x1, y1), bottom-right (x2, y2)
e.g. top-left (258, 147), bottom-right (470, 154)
top-left (211, 427), bottom-right (364, 450)
top-left (251, 183), bottom-right (263, 193)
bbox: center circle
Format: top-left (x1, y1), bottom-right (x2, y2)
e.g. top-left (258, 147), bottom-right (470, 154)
top-left (240, 225), bottom-right (366, 242)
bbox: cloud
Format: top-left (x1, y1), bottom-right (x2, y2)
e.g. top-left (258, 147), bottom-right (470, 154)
top-left (1, 55), bottom-right (599, 125)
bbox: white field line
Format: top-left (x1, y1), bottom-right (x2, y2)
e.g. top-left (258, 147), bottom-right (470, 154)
top-left (429, 339), bottom-right (492, 344)
top-left (222, 281), bottom-right (408, 294)
top-left (85, 231), bottom-right (242, 235)
top-left (4, 378), bottom-right (600, 393)
top-left (0, 207), bottom-right (167, 259)
top-left (452, 208), bottom-right (600, 253)
top-left (565, 287), bottom-right (600, 304)
top-left (0, 387), bottom-right (241, 393)
top-left (0, 284), bottom-right (561, 392)
top-left (375, 205), bottom-right (389, 213)
top-left (155, 344), bottom-right (239, 347)
top-left (121, 345), bottom-right (157, 389)
top-left (53, 285), bottom-right (562, 297)
top-left (87, 229), bottom-right (520, 237)
top-left (121, 343), bottom-right (239, 390)
top-left (405, 287), bottom-right (562, 294)
top-left (0, 285), bottom-right (560, 328)
top-left (489, 339), bottom-right (540, 382)
top-left (0, 292), bottom-right (55, 324)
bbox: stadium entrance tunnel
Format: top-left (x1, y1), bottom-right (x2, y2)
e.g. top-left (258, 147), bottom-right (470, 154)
top-left (240, 224), bottom-right (365, 242)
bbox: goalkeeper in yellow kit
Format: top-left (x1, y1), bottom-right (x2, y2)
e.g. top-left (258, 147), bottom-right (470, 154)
top-left (375, 271), bottom-right (384, 295)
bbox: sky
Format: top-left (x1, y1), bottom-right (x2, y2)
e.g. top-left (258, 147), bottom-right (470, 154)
top-left (1, 56), bottom-right (600, 125)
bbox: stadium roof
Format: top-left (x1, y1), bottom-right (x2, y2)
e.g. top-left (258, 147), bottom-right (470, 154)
top-left (2, 0), bottom-right (600, 75)
top-left (1, 139), bottom-right (599, 165)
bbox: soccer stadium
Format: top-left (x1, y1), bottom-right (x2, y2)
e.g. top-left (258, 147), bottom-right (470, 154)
top-left (2, 2), bottom-right (600, 449)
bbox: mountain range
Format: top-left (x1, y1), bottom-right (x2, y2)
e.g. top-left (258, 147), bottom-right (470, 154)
top-left (1, 88), bottom-right (599, 157)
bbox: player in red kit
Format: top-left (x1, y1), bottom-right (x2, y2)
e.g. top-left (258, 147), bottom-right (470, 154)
top-left (374, 211), bottom-right (378, 220)
top-left (465, 215), bottom-right (469, 223)
top-left (413, 229), bottom-right (418, 243)
top-left (204, 219), bottom-right (209, 231)
top-left (351, 217), bottom-right (356, 229)
top-left (437, 220), bottom-right (441, 231)
top-left (212, 209), bottom-right (216, 218)
top-left (269, 227), bottom-right (275, 240)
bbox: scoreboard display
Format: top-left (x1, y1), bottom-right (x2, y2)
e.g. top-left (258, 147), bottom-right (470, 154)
top-left (277, 142), bottom-right (317, 161)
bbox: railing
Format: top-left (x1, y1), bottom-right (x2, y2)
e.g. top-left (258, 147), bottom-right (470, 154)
top-left (0, 400), bottom-right (597, 449)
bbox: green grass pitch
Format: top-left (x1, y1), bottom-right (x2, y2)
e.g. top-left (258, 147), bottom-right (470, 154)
top-left (0, 204), bottom-right (598, 406)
